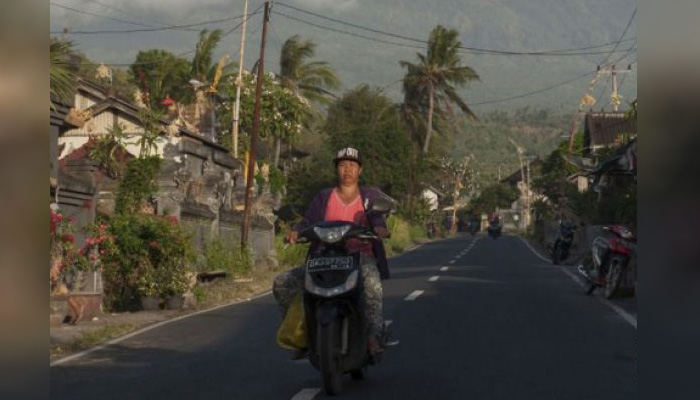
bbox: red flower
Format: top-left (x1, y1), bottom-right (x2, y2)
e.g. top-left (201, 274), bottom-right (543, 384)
top-left (63, 234), bottom-right (75, 243)
top-left (149, 240), bottom-right (158, 248)
top-left (167, 216), bottom-right (179, 225)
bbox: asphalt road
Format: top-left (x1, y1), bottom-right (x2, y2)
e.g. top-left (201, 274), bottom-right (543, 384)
top-left (50, 233), bottom-right (637, 399)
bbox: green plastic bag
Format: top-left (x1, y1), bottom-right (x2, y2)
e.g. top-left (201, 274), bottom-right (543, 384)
top-left (276, 293), bottom-right (308, 350)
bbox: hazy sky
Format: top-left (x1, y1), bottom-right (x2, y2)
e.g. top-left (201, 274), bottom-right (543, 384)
top-left (50, 0), bottom-right (637, 111)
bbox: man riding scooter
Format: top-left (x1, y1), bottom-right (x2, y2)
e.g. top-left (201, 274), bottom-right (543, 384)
top-left (273, 147), bottom-right (390, 359)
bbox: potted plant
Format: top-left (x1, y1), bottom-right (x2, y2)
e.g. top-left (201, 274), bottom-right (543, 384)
top-left (137, 264), bottom-right (161, 311)
top-left (162, 266), bottom-right (189, 310)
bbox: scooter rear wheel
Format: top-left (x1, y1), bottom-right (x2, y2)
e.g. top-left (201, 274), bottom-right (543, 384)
top-left (319, 322), bottom-right (342, 395)
top-left (605, 259), bottom-right (623, 299)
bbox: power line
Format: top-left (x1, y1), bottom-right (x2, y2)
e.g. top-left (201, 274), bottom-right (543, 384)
top-left (53, 9), bottom-right (263, 67)
top-left (50, 1), bottom-right (154, 28)
top-left (275, 1), bottom-right (637, 57)
top-left (598, 7), bottom-right (637, 68)
top-left (51, 7), bottom-right (259, 35)
top-left (470, 70), bottom-right (596, 106)
top-left (76, 0), bottom-right (178, 29)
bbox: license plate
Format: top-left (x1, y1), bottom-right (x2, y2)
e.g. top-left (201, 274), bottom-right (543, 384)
top-left (306, 256), bottom-right (353, 271)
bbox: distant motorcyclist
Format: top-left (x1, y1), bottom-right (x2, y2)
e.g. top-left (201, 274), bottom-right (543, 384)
top-left (273, 147), bottom-right (389, 358)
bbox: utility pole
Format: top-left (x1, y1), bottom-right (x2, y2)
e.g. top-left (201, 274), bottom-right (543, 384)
top-left (597, 64), bottom-right (633, 112)
top-left (510, 138), bottom-right (529, 228)
top-left (232, 0), bottom-right (250, 159)
top-left (525, 157), bottom-right (531, 228)
top-left (241, 1), bottom-right (270, 250)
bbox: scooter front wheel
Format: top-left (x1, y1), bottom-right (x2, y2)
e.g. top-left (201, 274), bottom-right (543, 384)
top-left (319, 321), bottom-right (342, 395)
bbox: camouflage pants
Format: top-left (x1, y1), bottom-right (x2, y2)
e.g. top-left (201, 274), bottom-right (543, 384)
top-left (273, 255), bottom-right (384, 337)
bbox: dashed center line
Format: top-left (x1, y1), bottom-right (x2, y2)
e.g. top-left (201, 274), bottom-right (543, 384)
top-left (448, 260), bottom-right (456, 264)
top-left (429, 275), bottom-right (440, 282)
top-left (404, 290), bottom-right (424, 301)
top-left (440, 266), bottom-right (449, 272)
top-left (291, 388), bottom-right (321, 400)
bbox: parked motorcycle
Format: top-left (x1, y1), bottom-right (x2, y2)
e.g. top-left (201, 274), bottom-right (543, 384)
top-left (578, 225), bottom-right (636, 299)
top-left (293, 199), bottom-right (393, 395)
top-left (487, 221), bottom-right (501, 239)
top-left (551, 220), bottom-right (577, 265)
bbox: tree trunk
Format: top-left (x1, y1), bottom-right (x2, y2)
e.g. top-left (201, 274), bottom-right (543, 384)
top-left (273, 135), bottom-right (281, 168)
top-left (422, 85), bottom-right (434, 154)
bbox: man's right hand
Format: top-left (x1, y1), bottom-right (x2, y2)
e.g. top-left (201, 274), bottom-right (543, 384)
top-left (285, 231), bottom-right (299, 244)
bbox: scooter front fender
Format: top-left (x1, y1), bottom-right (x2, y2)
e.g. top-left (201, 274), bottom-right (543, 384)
top-left (316, 302), bottom-right (340, 327)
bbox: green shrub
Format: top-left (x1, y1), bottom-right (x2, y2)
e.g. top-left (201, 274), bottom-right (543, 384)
top-left (203, 237), bottom-right (252, 276)
top-left (274, 235), bottom-right (308, 269)
top-left (408, 224), bottom-right (425, 242)
top-left (386, 215), bottom-right (412, 252)
top-left (103, 214), bottom-right (193, 310)
top-left (114, 156), bottom-right (161, 214)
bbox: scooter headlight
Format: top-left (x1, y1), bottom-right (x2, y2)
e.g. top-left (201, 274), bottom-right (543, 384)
top-left (313, 225), bottom-right (352, 243)
top-left (305, 270), bottom-right (359, 297)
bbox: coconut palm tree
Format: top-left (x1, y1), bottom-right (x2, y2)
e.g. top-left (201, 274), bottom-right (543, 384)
top-left (400, 25), bottom-right (480, 154)
top-left (191, 29), bottom-right (225, 83)
top-left (279, 35), bottom-right (340, 105)
top-left (50, 38), bottom-right (77, 109)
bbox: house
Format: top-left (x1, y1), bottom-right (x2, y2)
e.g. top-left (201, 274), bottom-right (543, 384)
top-left (567, 171), bottom-right (590, 192)
top-left (499, 158), bottom-right (543, 230)
top-left (583, 112), bottom-right (637, 155)
top-left (421, 185), bottom-right (445, 211)
top-left (590, 137), bottom-right (637, 192)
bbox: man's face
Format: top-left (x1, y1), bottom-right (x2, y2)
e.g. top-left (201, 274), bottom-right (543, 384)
top-left (337, 160), bottom-right (362, 186)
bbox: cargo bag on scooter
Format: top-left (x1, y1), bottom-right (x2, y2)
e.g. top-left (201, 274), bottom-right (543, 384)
top-left (276, 293), bottom-right (308, 350)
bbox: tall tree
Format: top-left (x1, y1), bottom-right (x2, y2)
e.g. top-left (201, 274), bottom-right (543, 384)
top-left (130, 50), bottom-right (191, 107)
top-left (400, 25), bottom-right (480, 154)
top-left (191, 29), bottom-right (224, 83)
top-left (323, 85), bottom-right (412, 199)
top-left (279, 35), bottom-right (340, 105)
top-left (50, 38), bottom-right (77, 108)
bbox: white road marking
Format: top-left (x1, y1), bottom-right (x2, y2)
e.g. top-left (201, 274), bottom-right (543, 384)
top-left (448, 260), bottom-right (456, 264)
top-left (429, 276), bottom-right (440, 282)
top-left (291, 388), bottom-right (321, 400)
top-left (51, 290), bottom-right (273, 367)
top-left (404, 290), bottom-right (425, 301)
top-left (559, 266), bottom-right (638, 329)
top-left (440, 266), bottom-right (449, 272)
top-left (516, 235), bottom-right (637, 330)
top-left (385, 320), bottom-right (393, 327)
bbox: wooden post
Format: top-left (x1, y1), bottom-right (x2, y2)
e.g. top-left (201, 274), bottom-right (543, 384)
top-left (241, 1), bottom-right (269, 250)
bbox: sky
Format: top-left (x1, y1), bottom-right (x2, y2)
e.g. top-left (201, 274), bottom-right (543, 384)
top-left (50, 0), bottom-right (637, 112)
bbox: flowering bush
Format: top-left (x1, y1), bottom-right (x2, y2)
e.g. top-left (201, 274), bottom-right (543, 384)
top-left (103, 214), bottom-right (194, 310)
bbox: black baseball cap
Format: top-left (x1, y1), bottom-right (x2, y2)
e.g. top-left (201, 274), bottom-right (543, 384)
top-left (333, 147), bottom-right (362, 166)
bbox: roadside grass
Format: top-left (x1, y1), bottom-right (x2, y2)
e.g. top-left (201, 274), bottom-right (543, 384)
top-left (51, 323), bottom-right (138, 359)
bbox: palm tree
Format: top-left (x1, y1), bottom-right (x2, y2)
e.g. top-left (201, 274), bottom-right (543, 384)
top-left (279, 35), bottom-right (340, 105)
top-left (191, 29), bottom-right (225, 83)
top-left (50, 38), bottom-right (77, 109)
top-left (400, 25), bottom-right (480, 154)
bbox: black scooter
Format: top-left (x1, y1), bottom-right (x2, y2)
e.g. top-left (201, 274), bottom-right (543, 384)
top-left (551, 220), bottom-right (577, 265)
top-left (294, 199), bottom-right (393, 395)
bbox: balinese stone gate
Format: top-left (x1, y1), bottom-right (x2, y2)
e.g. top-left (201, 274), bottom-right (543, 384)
top-left (157, 133), bottom-right (277, 268)
top-left (58, 132), bottom-right (278, 274)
